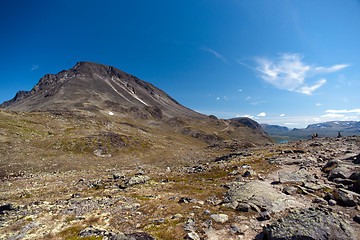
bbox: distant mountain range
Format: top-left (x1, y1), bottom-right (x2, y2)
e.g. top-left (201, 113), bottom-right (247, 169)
top-left (261, 121), bottom-right (360, 141)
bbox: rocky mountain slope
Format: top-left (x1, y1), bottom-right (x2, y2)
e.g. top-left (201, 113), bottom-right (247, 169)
top-left (0, 61), bottom-right (203, 119)
top-left (231, 117), bottom-right (268, 137)
top-left (1, 136), bottom-right (360, 239)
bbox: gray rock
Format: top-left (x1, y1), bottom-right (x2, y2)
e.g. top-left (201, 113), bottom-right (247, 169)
top-left (322, 160), bottom-right (338, 173)
top-left (283, 186), bottom-right (298, 195)
top-left (178, 197), bottom-right (196, 204)
top-left (333, 189), bottom-right (357, 207)
top-left (0, 203), bottom-right (18, 214)
top-left (184, 232), bottom-right (200, 240)
top-left (328, 199), bottom-right (337, 206)
top-left (242, 170), bottom-right (255, 177)
top-left (210, 214), bottom-right (228, 223)
top-left (264, 208), bottom-right (355, 240)
top-left (123, 175), bottom-right (150, 188)
top-left (278, 168), bottom-right (314, 184)
top-left (184, 218), bottom-right (196, 232)
top-left (259, 211), bottom-right (271, 220)
top-left (328, 165), bottom-right (353, 179)
top-left (229, 224), bottom-right (248, 235)
top-left (125, 232), bottom-right (156, 240)
top-left (236, 203), bottom-right (250, 212)
top-left (353, 215), bottom-right (360, 224)
top-left (222, 181), bottom-right (301, 213)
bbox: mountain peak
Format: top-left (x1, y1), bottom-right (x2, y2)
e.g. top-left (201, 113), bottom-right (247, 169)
top-left (0, 62), bottom-right (204, 119)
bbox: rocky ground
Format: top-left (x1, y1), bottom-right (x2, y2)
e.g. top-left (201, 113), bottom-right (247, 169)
top-left (1, 136), bottom-right (360, 239)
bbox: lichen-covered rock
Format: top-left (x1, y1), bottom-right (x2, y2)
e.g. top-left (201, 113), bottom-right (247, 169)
top-left (120, 175), bottom-right (150, 188)
top-left (264, 208), bottom-right (355, 240)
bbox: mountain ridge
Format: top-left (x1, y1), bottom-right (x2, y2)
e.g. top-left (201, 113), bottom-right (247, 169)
top-left (0, 61), bottom-right (204, 119)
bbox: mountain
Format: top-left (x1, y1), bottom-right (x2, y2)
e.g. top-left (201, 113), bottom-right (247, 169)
top-left (262, 121), bottom-right (360, 141)
top-left (0, 61), bottom-right (203, 119)
top-left (231, 117), bottom-right (268, 136)
top-left (0, 62), bottom-right (272, 176)
top-left (261, 124), bottom-right (289, 136)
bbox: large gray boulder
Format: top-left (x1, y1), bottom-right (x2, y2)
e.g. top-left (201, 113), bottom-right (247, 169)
top-left (264, 208), bottom-right (355, 240)
top-left (278, 168), bottom-right (314, 185)
top-left (222, 181), bottom-right (301, 213)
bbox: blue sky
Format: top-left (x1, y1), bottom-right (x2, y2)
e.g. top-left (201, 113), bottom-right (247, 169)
top-left (1, 0), bottom-right (360, 128)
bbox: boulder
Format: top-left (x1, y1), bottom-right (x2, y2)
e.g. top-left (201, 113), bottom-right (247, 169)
top-left (184, 232), bottom-right (200, 240)
top-left (264, 208), bottom-right (355, 240)
top-left (121, 175), bottom-right (150, 188)
top-left (278, 168), bottom-right (314, 185)
top-left (210, 214), bottom-right (228, 223)
top-left (222, 181), bottom-right (301, 213)
top-left (328, 165), bottom-right (353, 180)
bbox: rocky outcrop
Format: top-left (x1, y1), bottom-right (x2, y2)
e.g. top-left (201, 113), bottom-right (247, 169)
top-left (264, 208), bottom-right (355, 240)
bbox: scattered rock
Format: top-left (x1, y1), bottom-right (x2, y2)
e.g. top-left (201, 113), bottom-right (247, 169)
top-left (263, 207), bottom-right (355, 240)
top-left (236, 203), bottom-right (250, 212)
top-left (178, 197), bottom-right (196, 204)
top-left (210, 214), bottom-right (228, 223)
top-left (184, 231), bottom-right (200, 240)
top-left (259, 211), bottom-right (271, 221)
top-left (328, 199), bottom-right (337, 206)
top-left (353, 215), bottom-right (360, 224)
top-left (0, 203), bottom-right (18, 214)
top-left (184, 218), bottom-right (196, 232)
top-left (122, 175), bottom-right (150, 188)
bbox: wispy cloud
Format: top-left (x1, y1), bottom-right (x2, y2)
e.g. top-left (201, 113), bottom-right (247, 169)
top-left (31, 65), bottom-right (39, 71)
top-left (316, 103), bottom-right (322, 106)
top-left (297, 79), bottom-right (326, 95)
top-left (242, 53), bottom-right (349, 95)
top-left (280, 114), bottom-right (285, 117)
top-left (315, 64), bottom-right (349, 72)
top-left (257, 112), bottom-right (266, 117)
top-left (200, 47), bottom-right (227, 63)
top-left (325, 109), bottom-right (360, 114)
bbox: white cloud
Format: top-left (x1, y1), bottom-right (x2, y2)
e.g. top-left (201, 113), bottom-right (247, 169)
top-left (200, 47), bottom-right (227, 63)
top-left (296, 79), bottom-right (326, 95)
top-left (245, 96), bottom-right (251, 101)
top-left (325, 109), bottom-right (360, 114)
top-left (257, 112), bottom-right (266, 117)
top-left (316, 103), bottom-right (322, 106)
top-left (216, 97), bottom-right (220, 100)
top-left (31, 65), bottom-right (39, 71)
top-left (248, 53), bottom-right (348, 95)
top-left (237, 114), bottom-right (254, 119)
top-left (321, 113), bottom-right (345, 118)
top-left (255, 53), bottom-right (310, 91)
top-left (315, 64), bottom-right (349, 72)
top-left (280, 114), bottom-right (285, 117)
top-left (238, 89), bottom-right (243, 92)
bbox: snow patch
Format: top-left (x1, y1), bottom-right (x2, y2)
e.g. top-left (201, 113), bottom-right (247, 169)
top-left (109, 111), bottom-right (114, 116)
